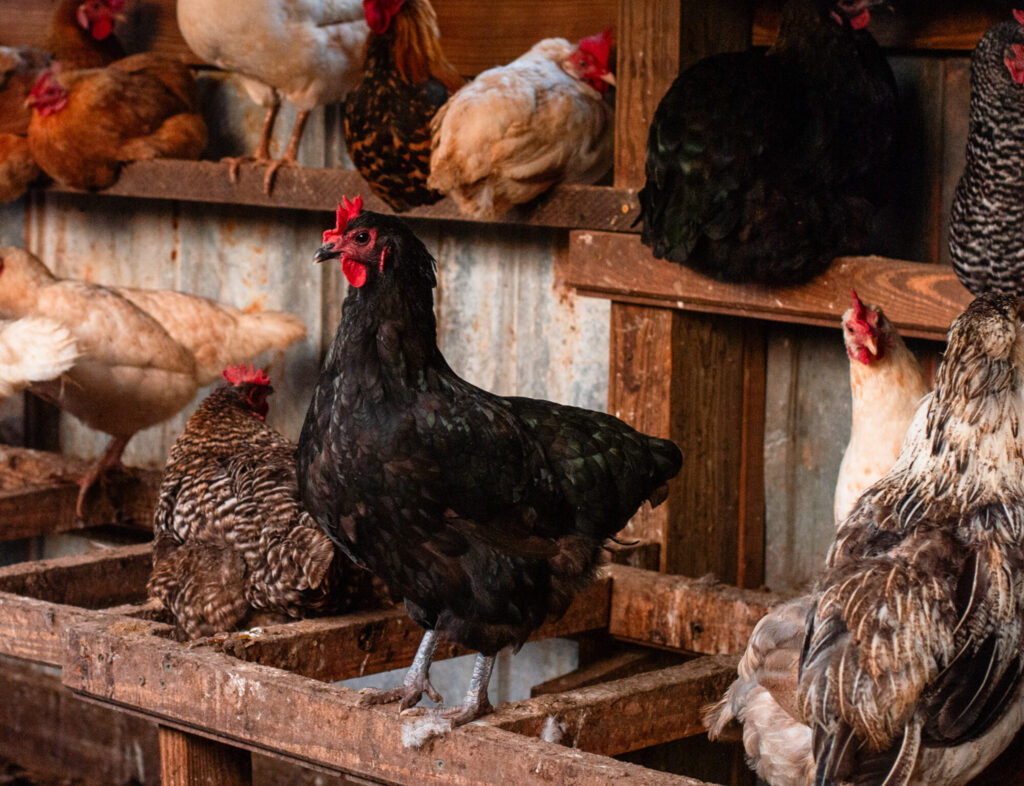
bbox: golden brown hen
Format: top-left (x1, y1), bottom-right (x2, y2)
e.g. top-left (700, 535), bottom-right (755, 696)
top-left (0, 46), bottom-right (51, 202)
top-left (26, 53), bottom-right (206, 190)
top-left (45, 0), bottom-right (126, 68)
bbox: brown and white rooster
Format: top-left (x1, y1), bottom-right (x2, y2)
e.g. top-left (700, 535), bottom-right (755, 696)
top-left (428, 29), bottom-right (615, 219)
top-left (149, 365), bottom-right (385, 640)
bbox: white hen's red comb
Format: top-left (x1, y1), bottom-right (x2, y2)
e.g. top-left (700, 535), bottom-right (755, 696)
top-left (322, 195), bottom-right (364, 246)
top-left (223, 364), bottom-right (271, 386)
top-left (578, 29), bottom-right (612, 68)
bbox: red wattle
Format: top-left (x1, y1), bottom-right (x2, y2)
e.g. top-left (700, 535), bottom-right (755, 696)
top-left (92, 17), bottom-right (113, 40)
top-left (342, 257), bottom-right (367, 288)
top-left (850, 10), bottom-right (870, 30)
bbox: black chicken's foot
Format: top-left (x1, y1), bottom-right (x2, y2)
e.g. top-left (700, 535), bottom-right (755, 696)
top-left (440, 653), bottom-right (496, 726)
top-left (360, 628), bottom-right (442, 709)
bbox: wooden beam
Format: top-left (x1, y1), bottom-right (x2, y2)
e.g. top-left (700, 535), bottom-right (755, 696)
top-left (562, 232), bottom-right (972, 342)
top-left (0, 446), bottom-right (160, 540)
top-left (200, 577), bottom-right (610, 682)
top-left (62, 619), bottom-right (714, 786)
top-left (160, 726), bottom-right (252, 786)
top-left (530, 645), bottom-right (685, 696)
top-left (484, 654), bottom-right (739, 755)
top-left (607, 564), bottom-right (788, 655)
top-left (43, 160), bottom-right (640, 232)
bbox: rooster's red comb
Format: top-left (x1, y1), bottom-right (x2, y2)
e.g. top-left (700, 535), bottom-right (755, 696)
top-left (322, 195), bottom-right (364, 246)
top-left (850, 288), bottom-right (864, 317)
top-left (223, 364), bottom-right (271, 386)
top-left (578, 29), bottom-right (613, 68)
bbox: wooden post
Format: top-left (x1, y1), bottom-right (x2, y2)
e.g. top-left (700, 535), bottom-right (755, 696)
top-left (609, 0), bottom-right (765, 587)
top-left (159, 726), bottom-right (252, 786)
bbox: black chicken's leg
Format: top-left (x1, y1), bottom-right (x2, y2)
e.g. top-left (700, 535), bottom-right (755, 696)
top-left (441, 653), bottom-right (495, 725)
top-left (359, 628), bottom-right (443, 709)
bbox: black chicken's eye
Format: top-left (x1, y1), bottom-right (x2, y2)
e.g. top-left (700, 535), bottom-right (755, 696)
top-left (355, 231), bottom-right (371, 244)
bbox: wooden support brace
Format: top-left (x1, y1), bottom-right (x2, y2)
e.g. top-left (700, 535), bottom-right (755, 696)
top-left (160, 726), bottom-right (252, 786)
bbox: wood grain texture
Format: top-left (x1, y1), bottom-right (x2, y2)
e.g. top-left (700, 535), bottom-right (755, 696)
top-left (483, 654), bottom-right (740, 754)
top-left (606, 564), bottom-right (788, 655)
top-left (160, 726), bottom-right (253, 786)
top-left (563, 232), bottom-right (974, 341)
top-left (62, 618), bottom-right (714, 786)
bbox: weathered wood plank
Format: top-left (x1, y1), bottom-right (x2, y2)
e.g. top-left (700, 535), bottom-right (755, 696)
top-left (160, 726), bottom-right (252, 786)
top-left (0, 656), bottom-right (160, 784)
top-left (607, 565), bottom-right (787, 655)
top-left (529, 645), bottom-right (685, 697)
top-left (0, 594), bottom-right (90, 665)
top-left (562, 232), bottom-right (973, 342)
top-left (43, 160), bottom-right (640, 232)
top-left (204, 577), bottom-right (611, 682)
top-left (0, 542), bottom-right (151, 606)
top-left (62, 619), bottom-right (713, 786)
top-left (0, 0), bottom-right (618, 78)
top-left (0, 446), bottom-right (160, 540)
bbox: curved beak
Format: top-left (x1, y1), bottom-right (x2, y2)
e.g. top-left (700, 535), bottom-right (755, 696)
top-left (600, 72), bottom-right (616, 87)
top-left (314, 244), bottom-right (340, 264)
top-left (863, 335), bottom-right (878, 357)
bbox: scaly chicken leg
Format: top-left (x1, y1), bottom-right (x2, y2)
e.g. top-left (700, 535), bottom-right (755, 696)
top-left (360, 628), bottom-right (443, 709)
top-left (225, 102), bottom-right (280, 183)
top-left (441, 653), bottom-right (495, 725)
top-left (261, 109), bottom-right (310, 195)
top-left (75, 433), bottom-right (130, 519)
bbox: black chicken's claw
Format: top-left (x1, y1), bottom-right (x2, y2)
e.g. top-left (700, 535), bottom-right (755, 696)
top-left (440, 696), bottom-right (495, 727)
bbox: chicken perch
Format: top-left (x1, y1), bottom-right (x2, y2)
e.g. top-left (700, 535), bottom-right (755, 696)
top-left (0, 246), bottom-right (306, 519)
top-left (149, 365), bottom-right (385, 640)
top-left (298, 197), bottom-right (682, 725)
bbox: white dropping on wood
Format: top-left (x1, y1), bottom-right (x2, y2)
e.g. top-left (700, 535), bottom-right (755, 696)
top-left (400, 714), bottom-right (453, 749)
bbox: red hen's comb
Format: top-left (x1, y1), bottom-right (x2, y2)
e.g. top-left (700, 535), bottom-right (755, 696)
top-left (223, 364), bottom-right (271, 386)
top-left (578, 29), bottom-right (613, 69)
top-left (850, 288), bottom-right (864, 318)
top-left (322, 195), bottom-right (364, 246)
top-left (29, 69), bottom-right (59, 99)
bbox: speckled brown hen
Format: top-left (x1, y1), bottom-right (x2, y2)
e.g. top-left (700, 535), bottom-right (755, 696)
top-left (149, 365), bottom-right (385, 640)
top-left (343, 0), bottom-right (462, 211)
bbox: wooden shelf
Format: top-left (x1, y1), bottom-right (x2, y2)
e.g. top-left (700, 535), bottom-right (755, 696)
top-left (45, 160), bottom-right (640, 233)
top-left (561, 231), bottom-right (973, 342)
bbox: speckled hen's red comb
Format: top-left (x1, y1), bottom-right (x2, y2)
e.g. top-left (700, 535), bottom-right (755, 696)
top-left (364, 0), bottom-right (406, 33)
top-left (322, 195), bottom-right (364, 246)
top-left (578, 29), bottom-right (612, 68)
top-left (223, 364), bottom-right (271, 386)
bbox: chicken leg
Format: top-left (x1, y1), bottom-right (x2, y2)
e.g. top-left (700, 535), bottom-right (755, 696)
top-left (224, 102), bottom-right (280, 183)
top-left (261, 109), bottom-right (310, 194)
top-left (359, 628), bottom-right (443, 710)
top-left (75, 433), bottom-right (130, 519)
top-left (441, 653), bottom-right (495, 726)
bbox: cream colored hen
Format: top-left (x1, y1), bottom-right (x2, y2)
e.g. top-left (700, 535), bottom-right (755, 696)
top-left (428, 30), bottom-right (615, 220)
top-left (0, 246), bottom-right (306, 515)
top-left (0, 316), bottom-right (78, 399)
top-left (176, 0), bottom-right (368, 192)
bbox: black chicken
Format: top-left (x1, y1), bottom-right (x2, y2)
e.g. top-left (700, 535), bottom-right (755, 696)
top-left (949, 12), bottom-right (1024, 296)
top-left (638, 0), bottom-right (897, 285)
top-left (298, 196), bottom-right (682, 724)
top-left (343, 0), bottom-right (463, 211)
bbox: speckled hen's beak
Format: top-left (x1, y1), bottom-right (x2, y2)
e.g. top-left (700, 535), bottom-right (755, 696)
top-left (314, 244), bottom-right (340, 264)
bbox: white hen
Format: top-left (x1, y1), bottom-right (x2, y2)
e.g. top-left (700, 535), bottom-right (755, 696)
top-left (428, 30), bottom-right (615, 219)
top-left (0, 316), bottom-right (78, 399)
top-left (176, 0), bottom-right (368, 192)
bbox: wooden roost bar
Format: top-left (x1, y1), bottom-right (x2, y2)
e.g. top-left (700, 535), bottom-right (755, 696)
top-left (3, 0), bottom-right (1024, 783)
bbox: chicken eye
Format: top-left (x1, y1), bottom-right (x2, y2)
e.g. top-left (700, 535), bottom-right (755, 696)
top-left (355, 231), bottom-right (371, 244)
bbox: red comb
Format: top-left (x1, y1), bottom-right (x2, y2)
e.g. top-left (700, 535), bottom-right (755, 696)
top-left (578, 29), bottom-right (612, 68)
top-left (322, 195), bottom-right (364, 246)
top-left (222, 364), bottom-right (271, 386)
top-left (1015, 9), bottom-right (1024, 25)
top-left (850, 289), bottom-right (865, 318)
top-left (1007, 44), bottom-right (1024, 85)
top-left (364, 0), bottom-right (406, 33)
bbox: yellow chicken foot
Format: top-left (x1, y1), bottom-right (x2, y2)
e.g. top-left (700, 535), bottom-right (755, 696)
top-left (224, 103), bottom-right (280, 182)
top-left (261, 109), bottom-right (310, 195)
top-left (360, 628), bottom-right (443, 709)
top-left (75, 434), bottom-right (130, 521)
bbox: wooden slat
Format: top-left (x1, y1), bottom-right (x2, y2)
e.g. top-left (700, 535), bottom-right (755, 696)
top-left (0, 541), bottom-right (151, 606)
top-left (607, 564), bottom-right (787, 655)
top-left (0, 0), bottom-right (618, 78)
top-left (203, 577), bottom-right (610, 682)
top-left (753, 3), bottom-right (1001, 51)
top-left (484, 654), bottom-right (738, 755)
top-left (562, 232), bottom-right (973, 342)
top-left (0, 446), bottom-right (160, 540)
top-left (160, 726), bottom-right (252, 786)
top-left (62, 619), bottom-right (713, 786)
top-left (0, 593), bottom-right (90, 665)
top-left (530, 645), bottom-right (685, 696)
top-left (44, 160), bottom-right (640, 232)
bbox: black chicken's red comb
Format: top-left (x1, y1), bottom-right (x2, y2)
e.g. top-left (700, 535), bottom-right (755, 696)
top-left (223, 364), bottom-right (271, 387)
top-left (1014, 9), bottom-right (1024, 25)
top-left (322, 195), bottom-right (364, 246)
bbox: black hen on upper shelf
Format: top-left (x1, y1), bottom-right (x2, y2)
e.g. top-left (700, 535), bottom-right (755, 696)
top-left (949, 11), bottom-right (1024, 296)
top-left (297, 197), bottom-right (682, 726)
top-left (638, 0), bottom-right (898, 286)
top-left (344, 0), bottom-right (463, 211)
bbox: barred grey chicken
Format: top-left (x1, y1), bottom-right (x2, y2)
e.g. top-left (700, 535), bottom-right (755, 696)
top-left (949, 12), bottom-right (1024, 296)
top-left (149, 365), bottom-right (385, 640)
top-left (798, 293), bottom-right (1024, 786)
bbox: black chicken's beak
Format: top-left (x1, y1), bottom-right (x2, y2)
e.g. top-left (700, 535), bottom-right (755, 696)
top-left (314, 244), bottom-right (340, 264)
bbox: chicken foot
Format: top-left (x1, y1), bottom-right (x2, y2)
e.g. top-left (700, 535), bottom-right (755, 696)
top-left (261, 109), bottom-right (309, 195)
top-left (224, 103), bottom-right (280, 183)
top-left (359, 628), bottom-right (443, 710)
top-left (438, 652), bottom-right (495, 726)
top-left (75, 434), bottom-right (130, 520)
